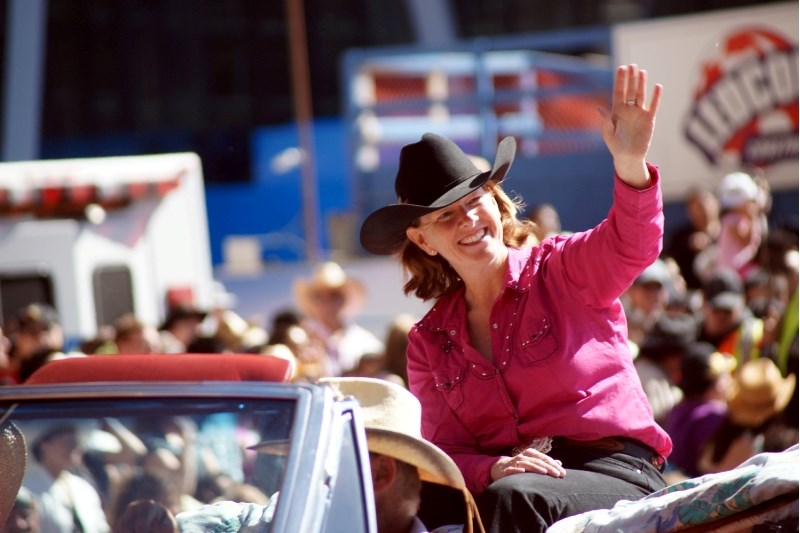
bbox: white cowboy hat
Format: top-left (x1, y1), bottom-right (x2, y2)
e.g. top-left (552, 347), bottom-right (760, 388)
top-left (319, 377), bottom-right (483, 533)
top-left (292, 261), bottom-right (366, 318)
top-left (320, 377), bottom-right (464, 487)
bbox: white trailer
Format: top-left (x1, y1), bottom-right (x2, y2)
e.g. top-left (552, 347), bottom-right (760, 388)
top-left (0, 152), bottom-right (214, 346)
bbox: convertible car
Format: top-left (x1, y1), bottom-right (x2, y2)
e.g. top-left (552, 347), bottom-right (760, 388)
top-left (0, 353), bottom-right (379, 532)
top-left (1, 353), bottom-right (796, 533)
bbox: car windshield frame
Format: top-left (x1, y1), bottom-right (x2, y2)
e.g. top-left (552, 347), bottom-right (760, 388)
top-left (0, 380), bottom-right (339, 531)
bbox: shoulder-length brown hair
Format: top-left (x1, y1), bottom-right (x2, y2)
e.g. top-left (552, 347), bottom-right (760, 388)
top-left (399, 182), bottom-right (538, 301)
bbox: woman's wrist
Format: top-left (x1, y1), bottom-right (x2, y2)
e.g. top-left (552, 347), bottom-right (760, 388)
top-left (614, 158), bottom-right (650, 189)
top-left (490, 456), bottom-right (510, 481)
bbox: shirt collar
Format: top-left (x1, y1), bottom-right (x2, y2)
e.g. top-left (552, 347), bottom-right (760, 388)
top-left (418, 246), bottom-right (537, 331)
top-left (505, 246), bottom-right (534, 293)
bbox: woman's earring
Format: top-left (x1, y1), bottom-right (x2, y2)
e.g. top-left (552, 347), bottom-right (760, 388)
top-left (428, 249), bottom-right (437, 256)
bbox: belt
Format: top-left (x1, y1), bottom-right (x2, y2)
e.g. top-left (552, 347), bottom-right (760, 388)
top-left (555, 436), bottom-right (666, 473)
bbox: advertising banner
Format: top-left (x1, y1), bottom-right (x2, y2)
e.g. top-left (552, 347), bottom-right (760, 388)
top-left (613, 2), bottom-right (798, 200)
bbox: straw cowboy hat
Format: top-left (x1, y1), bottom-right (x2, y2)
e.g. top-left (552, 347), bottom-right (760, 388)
top-left (0, 421), bottom-right (27, 526)
top-left (360, 133), bottom-right (516, 255)
top-left (319, 377), bottom-right (484, 533)
top-left (293, 261), bottom-right (366, 318)
top-left (727, 358), bottom-right (796, 427)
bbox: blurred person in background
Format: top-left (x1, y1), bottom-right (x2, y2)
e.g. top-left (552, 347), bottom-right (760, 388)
top-left (527, 203), bottom-right (565, 242)
top-left (109, 472), bottom-right (183, 529)
top-left (756, 229), bottom-right (798, 286)
top-left (78, 418), bottom-right (149, 517)
top-left (112, 499), bottom-right (178, 533)
top-left (698, 268), bottom-right (765, 367)
top-left (266, 310), bottom-right (328, 382)
top-left (212, 311), bottom-right (268, 353)
top-left (103, 314), bottom-right (159, 355)
top-left (666, 187), bottom-right (720, 291)
top-left (343, 350), bottom-right (403, 385)
top-left (196, 280), bottom-right (243, 352)
top-left (765, 263), bottom-right (799, 430)
top-left (633, 313), bottom-right (697, 426)
top-left (697, 358), bottom-right (796, 474)
top-left (382, 313), bottom-right (417, 388)
top-left (715, 171), bottom-right (764, 279)
top-left (659, 256), bottom-right (695, 318)
top-left (293, 261), bottom-right (383, 376)
top-left (265, 308), bottom-right (303, 342)
top-left (344, 312), bottom-right (418, 387)
top-left (8, 308), bottom-right (90, 380)
top-left (664, 342), bottom-right (735, 481)
top-left (185, 335), bottom-right (232, 354)
top-left (743, 267), bottom-right (781, 319)
top-left (622, 258), bottom-right (671, 347)
top-left (2, 304), bottom-right (64, 385)
top-left (199, 281), bottom-right (268, 353)
top-left (22, 423), bottom-right (110, 533)
top-left (18, 349), bottom-right (88, 385)
top-left (0, 326), bottom-right (13, 386)
top-left (78, 326), bottom-right (116, 356)
top-left (158, 304), bottom-right (206, 354)
top-left (134, 415), bottom-right (203, 513)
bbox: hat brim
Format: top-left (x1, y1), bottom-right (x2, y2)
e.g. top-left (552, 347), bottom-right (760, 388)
top-left (366, 428), bottom-right (466, 490)
top-left (245, 428), bottom-right (465, 491)
top-left (360, 136), bottom-right (516, 255)
top-left (247, 438), bottom-right (291, 455)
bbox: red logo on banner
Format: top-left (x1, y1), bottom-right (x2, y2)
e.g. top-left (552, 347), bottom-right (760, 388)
top-left (684, 27), bottom-right (798, 167)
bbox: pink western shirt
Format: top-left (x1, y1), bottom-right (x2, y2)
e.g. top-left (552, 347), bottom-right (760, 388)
top-left (407, 165), bottom-right (672, 495)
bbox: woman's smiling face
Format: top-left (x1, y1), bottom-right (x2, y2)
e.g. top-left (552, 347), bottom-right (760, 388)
top-left (406, 185), bottom-right (506, 269)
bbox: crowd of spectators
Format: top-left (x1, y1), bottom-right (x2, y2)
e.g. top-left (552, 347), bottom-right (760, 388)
top-left (621, 170), bottom-right (798, 482)
top-left (0, 169), bottom-right (796, 531)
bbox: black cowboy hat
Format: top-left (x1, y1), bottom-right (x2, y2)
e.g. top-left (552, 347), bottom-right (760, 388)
top-left (359, 133), bottom-right (516, 255)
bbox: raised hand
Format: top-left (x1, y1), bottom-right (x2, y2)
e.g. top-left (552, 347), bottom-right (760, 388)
top-left (598, 64), bottom-right (663, 188)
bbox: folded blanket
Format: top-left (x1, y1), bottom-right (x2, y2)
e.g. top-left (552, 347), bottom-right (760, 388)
top-left (547, 445), bottom-right (799, 533)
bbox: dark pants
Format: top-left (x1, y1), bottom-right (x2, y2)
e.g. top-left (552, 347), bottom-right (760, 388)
top-left (476, 441), bottom-right (667, 533)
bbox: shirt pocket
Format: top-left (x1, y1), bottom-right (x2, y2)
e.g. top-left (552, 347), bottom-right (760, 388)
top-left (433, 367), bottom-right (465, 412)
top-left (518, 315), bottom-right (559, 366)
